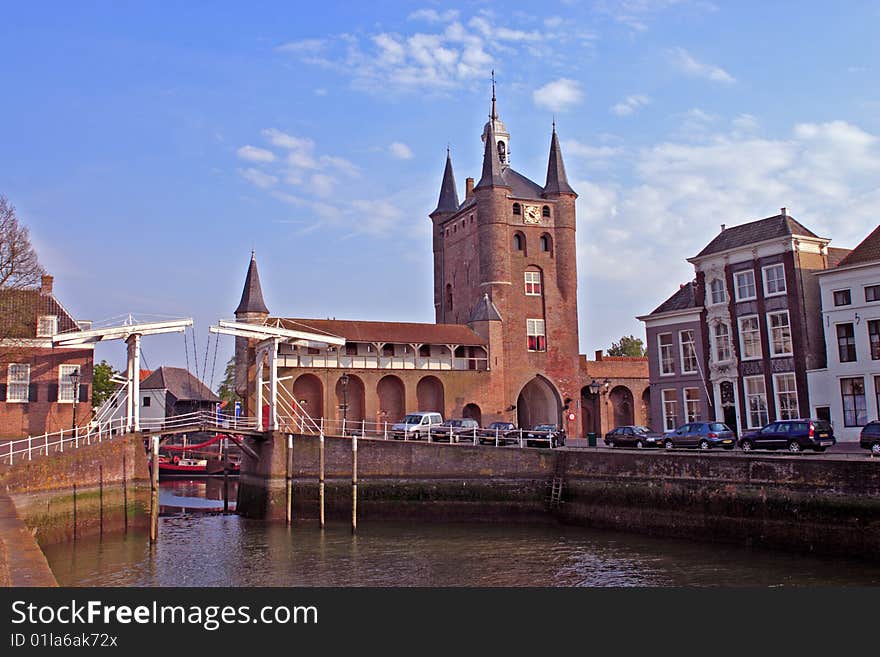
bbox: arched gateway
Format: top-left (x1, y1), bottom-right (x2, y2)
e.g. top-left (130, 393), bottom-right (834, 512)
top-left (517, 376), bottom-right (561, 429)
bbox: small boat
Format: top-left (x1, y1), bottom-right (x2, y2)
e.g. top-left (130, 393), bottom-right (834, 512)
top-left (158, 454), bottom-right (210, 476)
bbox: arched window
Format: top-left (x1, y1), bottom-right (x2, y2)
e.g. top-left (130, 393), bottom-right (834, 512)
top-left (513, 203), bottom-right (521, 215)
top-left (539, 233), bottom-right (553, 255)
top-left (513, 231), bottom-right (526, 254)
top-left (542, 205), bottom-right (550, 218)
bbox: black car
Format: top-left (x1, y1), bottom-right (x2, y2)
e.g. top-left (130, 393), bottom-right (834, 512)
top-left (479, 421), bottom-right (519, 445)
top-left (739, 419), bottom-right (835, 453)
top-left (525, 424), bottom-right (565, 448)
top-left (859, 421), bottom-right (880, 455)
top-left (663, 422), bottom-right (736, 450)
top-left (433, 418), bottom-right (480, 442)
top-left (604, 425), bottom-right (665, 449)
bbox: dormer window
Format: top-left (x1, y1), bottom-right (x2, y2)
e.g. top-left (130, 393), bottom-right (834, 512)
top-left (37, 315), bottom-right (58, 337)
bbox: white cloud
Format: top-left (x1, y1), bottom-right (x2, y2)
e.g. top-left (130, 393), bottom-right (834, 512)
top-left (533, 78), bottom-right (584, 112)
top-left (669, 47), bottom-right (735, 83)
top-left (408, 8), bottom-right (459, 22)
top-left (320, 155), bottom-right (359, 178)
top-left (262, 128), bottom-right (314, 151)
top-left (565, 140), bottom-right (624, 160)
top-left (276, 38), bottom-right (326, 54)
top-left (310, 173), bottom-right (336, 198)
top-left (598, 0), bottom-right (719, 32)
top-left (238, 168), bottom-right (278, 189)
top-left (236, 145), bottom-right (276, 163)
top-left (731, 113), bottom-right (758, 133)
top-left (611, 94), bottom-right (650, 116)
top-left (389, 142), bottom-right (414, 160)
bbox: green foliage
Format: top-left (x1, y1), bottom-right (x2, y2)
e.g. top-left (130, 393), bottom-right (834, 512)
top-left (92, 360), bottom-right (120, 407)
top-left (606, 335), bottom-right (646, 358)
top-left (217, 355), bottom-right (238, 403)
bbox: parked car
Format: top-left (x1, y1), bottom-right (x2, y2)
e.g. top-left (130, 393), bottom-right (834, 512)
top-left (860, 421), bottom-right (880, 454)
top-left (739, 419), bottom-right (835, 453)
top-left (663, 422), bottom-right (736, 450)
top-left (525, 424), bottom-right (565, 448)
top-left (391, 412), bottom-right (444, 440)
top-left (479, 421), bottom-right (519, 445)
top-left (604, 425), bottom-right (665, 449)
top-left (434, 418), bottom-right (480, 441)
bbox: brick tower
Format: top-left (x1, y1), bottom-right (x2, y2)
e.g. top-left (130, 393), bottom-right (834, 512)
top-left (430, 89), bottom-right (580, 429)
top-left (233, 252), bottom-right (270, 414)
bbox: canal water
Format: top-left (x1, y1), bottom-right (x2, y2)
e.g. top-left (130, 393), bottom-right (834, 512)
top-left (42, 480), bottom-right (880, 587)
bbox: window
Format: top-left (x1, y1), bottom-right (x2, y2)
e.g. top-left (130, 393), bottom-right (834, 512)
top-left (684, 388), bottom-right (701, 422)
top-left (837, 323), bottom-right (856, 363)
top-left (524, 271), bottom-right (542, 296)
top-left (58, 364), bottom-right (80, 403)
top-left (738, 315), bottom-right (762, 360)
top-left (744, 376), bottom-right (769, 429)
top-left (382, 344), bottom-right (394, 357)
top-left (346, 343), bottom-right (358, 356)
top-left (734, 270), bottom-right (756, 301)
top-left (679, 330), bottom-right (697, 374)
top-left (6, 364), bottom-right (30, 403)
top-left (713, 323), bottom-right (731, 362)
top-left (419, 344), bottom-right (431, 358)
top-left (773, 373), bottom-right (798, 421)
top-left (841, 377), bottom-right (867, 427)
top-left (866, 285), bottom-right (880, 302)
top-left (833, 289), bottom-right (852, 306)
top-left (513, 203), bottom-right (521, 215)
top-left (767, 311), bottom-right (793, 357)
top-left (513, 232), bottom-right (525, 253)
top-left (661, 389), bottom-right (678, 431)
top-left (539, 235), bottom-right (551, 253)
top-left (526, 319), bottom-right (546, 351)
top-left (870, 320), bottom-right (880, 360)
top-left (709, 279), bottom-right (726, 305)
top-left (542, 205), bottom-right (550, 218)
top-left (763, 263), bottom-right (786, 296)
top-left (36, 315), bottom-right (57, 337)
top-left (143, 396), bottom-right (151, 407)
top-left (658, 333), bottom-right (674, 375)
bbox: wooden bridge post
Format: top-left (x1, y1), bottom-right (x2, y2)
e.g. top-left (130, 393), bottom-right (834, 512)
top-left (319, 430), bottom-right (325, 528)
top-left (150, 435), bottom-right (159, 543)
top-left (352, 435), bottom-right (358, 533)
top-left (286, 434), bottom-right (293, 526)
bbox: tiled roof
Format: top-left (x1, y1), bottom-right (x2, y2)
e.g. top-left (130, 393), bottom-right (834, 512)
top-left (467, 294), bottom-right (502, 322)
top-left (275, 317), bottom-right (487, 346)
top-left (836, 225), bottom-right (880, 268)
top-left (828, 247), bottom-right (853, 267)
top-left (649, 282), bottom-right (699, 316)
top-left (543, 127), bottom-right (575, 196)
top-left (695, 213), bottom-right (820, 258)
top-left (0, 288), bottom-right (80, 339)
top-left (140, 366), bottom-right (219, 402)
top-left (453, 168), bottom-right (546, 213)
top-left (235, 254), bottom-right (269, 315)
top-left (432, 152), bottom-right (460, 215)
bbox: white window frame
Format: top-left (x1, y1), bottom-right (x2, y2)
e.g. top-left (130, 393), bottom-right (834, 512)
top-left (738, 315), bottom-right (762, 361)
top-left (773, 373), bottom-right (799, 421)
top-left (744, 375), bottom-right (769, 429)
top-left (679, 330), bottom-right (697, 374)
top-left (58, 364), bottom-right (81, 404)
top-left (713, 323), bottom-right (732, 362)
top-left (526, 318), bottom-right (546, 352)
top-left (658, 333), bottom-right (674, 376)
top-left (708, 279), bottom-right (726, 306)
top-left (762, 263), bottom-right (787, 297)
top-left (767, 310), bottom-right (793, 357)
top-left (733, 269), bottom-right (757, 302)
top-left (6, 363), bottom-right (30, 403)
top-left (684, 387), bottom-right (701, 423)
top-left (661, 389), bottom-right (678, 431)
top-left (36, 315), bottom-right (58, 337)
top-left (524, 271), bottom-right (542, 296)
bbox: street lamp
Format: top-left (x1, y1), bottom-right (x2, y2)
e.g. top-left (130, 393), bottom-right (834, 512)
top-left (69, 368), bottom-right (81, 430)
top-left (340, 373), bottom-right (349, 430)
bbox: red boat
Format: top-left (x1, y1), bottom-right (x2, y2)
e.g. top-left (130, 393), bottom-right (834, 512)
top-left (157, 454), bottom-right (210, 476)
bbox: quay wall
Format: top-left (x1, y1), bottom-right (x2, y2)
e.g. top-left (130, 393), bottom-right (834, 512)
top-left (238, 433), bottom-right (880, 560)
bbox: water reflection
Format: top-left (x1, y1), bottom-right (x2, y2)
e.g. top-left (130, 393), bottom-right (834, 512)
top-left (159, 478), bottom-right (238, 514)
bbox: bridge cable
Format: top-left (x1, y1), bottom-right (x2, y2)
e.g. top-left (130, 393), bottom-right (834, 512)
top-left (209, 330), bottom-right (220, 393)
top-left (201, 327), bottom-right (211, 392)
top-left (183, 329), bottom-right (193, 400)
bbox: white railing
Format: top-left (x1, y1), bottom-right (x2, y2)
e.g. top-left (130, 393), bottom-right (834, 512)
top-left (275, 354), bottom-right (489, 371)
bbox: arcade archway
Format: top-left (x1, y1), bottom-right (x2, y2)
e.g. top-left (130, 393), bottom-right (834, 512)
top-left (517, 376), bottom-right (561, 429)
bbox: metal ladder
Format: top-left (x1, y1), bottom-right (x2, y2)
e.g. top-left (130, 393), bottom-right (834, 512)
top-left (548, 452), bottom-right (567, 509)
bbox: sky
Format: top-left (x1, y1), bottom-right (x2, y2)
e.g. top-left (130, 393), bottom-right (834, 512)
top-left (2, 1), bottom-right (879, 386)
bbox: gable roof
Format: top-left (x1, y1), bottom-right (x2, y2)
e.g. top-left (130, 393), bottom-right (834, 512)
top-left (648, 281), bottom-right (700, 316)
top-left (694, 213), bottom-right (821, 259)
top-left (0, 287), bottom-right (81, 339)
top-left (140, 366), bottom-right (219, 402)
top-left (828, 247), bottom-right (854, 267)
top-left (274, 317), bottom-right (487, 346)
top-left (836, 225), bottom-right (880, 268)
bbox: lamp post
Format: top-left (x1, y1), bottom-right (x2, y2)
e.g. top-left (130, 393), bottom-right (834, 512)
top-left (69, 368), bottom-right (81, 431)
top-left (340, 372), bottom-right (349, 432)
top-left (587, 379), bottom-right (611, 438)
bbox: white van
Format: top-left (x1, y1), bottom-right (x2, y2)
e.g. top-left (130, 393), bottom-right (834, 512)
top-left (391, 412), bottom-right (444, 440)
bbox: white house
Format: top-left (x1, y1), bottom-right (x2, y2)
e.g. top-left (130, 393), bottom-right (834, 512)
top-left (807, 225), bottom-right (880, 442)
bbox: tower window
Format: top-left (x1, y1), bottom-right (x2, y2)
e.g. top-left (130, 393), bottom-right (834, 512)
top-left (513, 232), bottom-right (526, 254)
top-left (513, 203), bottom-right (521, 215)
top-left (542, 205), bottom-right (550, 218)
top-left (527, 319), bottom-right (546, 352)
top-left (539, 233), bottom-right (553, 255)
top-left (524, 270), bottom-right (542, 296)
top-left (446, 283), bottom-right (453, 312)
top-left (497, 140), bottom-right (506, 164)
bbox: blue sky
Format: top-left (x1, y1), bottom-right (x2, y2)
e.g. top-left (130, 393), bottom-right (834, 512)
top-left (2, 1), bottom-right (879, 384)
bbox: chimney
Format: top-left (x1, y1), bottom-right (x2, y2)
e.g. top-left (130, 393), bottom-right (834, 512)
top-left (465, 177), bottom-right (475, 199)
top-left (594, 350), bottom-right (603, 362)
top-left (720, 224), bottom-right (726, 232)
top-left (780, 207), bottom-right (787, 217)
top-left (40, 275), bottom-right (54, 295)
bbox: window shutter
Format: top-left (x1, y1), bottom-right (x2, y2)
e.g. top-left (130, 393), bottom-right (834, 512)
top-left (47, 383), bottom-right (59, 402)
top-left (79, 384), bottom-right (88, 403)
top-left (0, 384), bottom-right (6, 402)
top-left (29, 383), bottom-right (39, 402)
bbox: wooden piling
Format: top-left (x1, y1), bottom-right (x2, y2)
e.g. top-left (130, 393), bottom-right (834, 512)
top-left (99, 464), bottom-right (104, 537)
top-left (286, 434), bottom-right (293, 526)
top-left (72, 483), bottom-right (77, 541)
top-left (150, 435), bottom-right (159, 543)
top-left (352, 435), bottom-right (358, 532)
top-left (319, 431), bottom-right (325, 528)
top-left (223, 438), bottom-right (229, 514)
top-left (122, 453), bottom-right (128, 533)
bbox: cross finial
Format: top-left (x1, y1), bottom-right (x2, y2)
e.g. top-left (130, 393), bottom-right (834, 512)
top-left (490, 69), bottom-right (497, 119)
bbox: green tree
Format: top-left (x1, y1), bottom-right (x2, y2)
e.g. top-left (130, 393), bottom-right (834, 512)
top-left (217, 355), bottom-right (239, 404)
top-left (606, 335), bottom-right (646, 358)
top-left (92, 359), bottom-right (120, 407)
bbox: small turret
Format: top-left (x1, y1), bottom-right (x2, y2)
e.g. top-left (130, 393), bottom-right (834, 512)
top-left (431, 149), bottom-right (460, 216)
top-left (235, 252), bottom-right (270, 318)
top-left (543, 122), bottom-right (576, 197)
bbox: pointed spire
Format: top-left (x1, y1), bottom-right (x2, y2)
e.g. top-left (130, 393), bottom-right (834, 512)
top-left (475, 106), bottom-right (509, 191)
top-left (431, 148), bottom-right (460, 215)
top-left (490, 69), bottom-right (497, 120)
top-left (235, 252), bottom-right (269, 316)
top-left (543, 123), bottom-right (576, 196)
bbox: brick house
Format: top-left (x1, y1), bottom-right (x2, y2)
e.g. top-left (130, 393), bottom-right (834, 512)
top-left (234, 93), bottom-right (648, 437)
top-left (0, 275), bottom-right (92, 438)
